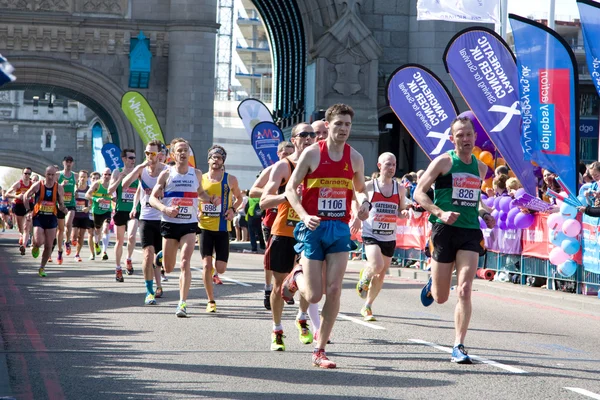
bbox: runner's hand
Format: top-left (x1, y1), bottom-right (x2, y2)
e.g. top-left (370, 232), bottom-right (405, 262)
top-left (399, 209), bottom-right (409, 219)
top-left (483, 213), bottom-right (495, 229)
top-left (164, 206), bottom-right (178, 218)
top-left (129, 209), bottom-right (136, 219)
top-left (439, 211), bottom-right (460, 225)
top-left (303, 215), bottom-right (320, 231)
top-left (210, 195), bottom-right (221, 207)
top-left (349, 217), bottom-right (361, 235)
top-left (224, 207), bottom-right (234, 221)
top-left (357, 202), bottom-right (370, 221)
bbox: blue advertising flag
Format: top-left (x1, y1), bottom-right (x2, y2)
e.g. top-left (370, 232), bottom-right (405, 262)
top-left (386, 64), bottom-right (458, 160)
top-left (251, 121), bottom-right (283, 168)
top-left (578, 1), bottom-right (600, 99)
top-left (443, 27), bottom-right (538, 196)
top-left (91, 122), bottom-right (106, 172)
top-left (101, 143), bottom-right (124, 171)
top-left (509, 14), bottom-right (580, 196)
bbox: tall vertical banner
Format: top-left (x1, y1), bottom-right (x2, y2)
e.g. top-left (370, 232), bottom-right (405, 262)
top-left (443, 27), bottom-right (538, 196)
top-left (509, 14), bottom-right (579, 196)
top-left (0, 53), bottom-right (16, 87)
top-left (387, 64), bottom-right (459, 160)
top-left (101, 143), bottom-right (124, 171)
top-left (91, 122), bottom-right (106, 172)
top-left (251, 121), bottom-right (283, 168)
top-left (237, 98), bottom-right (274, 139)
top-left (121, 91), bottom-right (166, 145)
top-left (577, 0), bottom-right (600, 157)
top-left (416, 0), bottom-right (499, 23)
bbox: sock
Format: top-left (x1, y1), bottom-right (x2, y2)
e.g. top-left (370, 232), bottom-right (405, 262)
top-left (102, 234), bottom-right (109, 252)
top-left (116, 265), bottom-right (122, 271)
top-left (296, 311), bottom-right (309, 321)
top-left (264, 284), bottom-right (273, 292)
top-left (273, 323), bottom-right (283, 332)
top-left (364, 303), bottom-right (372, 309)
top-left (52, 238), bottom-right (57, 252)
top-left (145, 280), bottom-right (154, 295)
top-left (179, 300), bottom-right (186, 306)
top-left (307, 303), bottom-right (320, 330)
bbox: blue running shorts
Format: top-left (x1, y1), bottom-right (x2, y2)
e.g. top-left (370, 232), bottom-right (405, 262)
top-left (294, 220), bottom-right (357, 261)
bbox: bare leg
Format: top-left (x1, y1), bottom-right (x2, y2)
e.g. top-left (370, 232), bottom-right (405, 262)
top-left (114, 224), bottom-right (126, 267)
top-left (317, 252), bottom-right (348, 350)
top-left (454, 250), bottom-right (478, 345)
top-left (178, 234), bottom-right (196, 302)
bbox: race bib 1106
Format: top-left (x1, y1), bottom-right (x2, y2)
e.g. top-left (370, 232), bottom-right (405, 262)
top-left (317, 187), bottom-right (347, 218)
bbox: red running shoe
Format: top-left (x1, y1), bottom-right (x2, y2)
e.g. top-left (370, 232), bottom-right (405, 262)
top-left (65, 241), bottom-right (71, 256)
top-left (115, 269), bottom-right (124, 282)
top-left (312, 349), bottom-right (336, 369)
top-left (281, 265), bottom-right (302, 303)
top-left (213, 274), bottom-right (223, 285)
top-left (57, 251), bottom-right (63, 265)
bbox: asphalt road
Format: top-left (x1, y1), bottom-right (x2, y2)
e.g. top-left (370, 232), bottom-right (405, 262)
top-left (0, 231), bottom-right (600, 400)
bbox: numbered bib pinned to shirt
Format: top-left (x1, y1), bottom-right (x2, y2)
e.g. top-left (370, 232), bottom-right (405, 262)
top-left (318, 188), bottom-right (347, 218)
top-left (451, 173), bottom-right (480, 208)
top-left (122, 187), bottom-right (136, 202)
top-left (201, 202), bottom-right (222, 218)
top-left (174, 198), bottom-right (194, 220)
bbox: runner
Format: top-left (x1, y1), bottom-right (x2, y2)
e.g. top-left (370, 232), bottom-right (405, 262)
top-left (88, 172), bottom-right (102, 258)
top-left (260, 123), bottom-right (316, 351)
top-left (0, 188), bottom-right (10, 232)
top-left (249, 141), bottom-right (294, 310)
top-left (6, 167), bottom-right (34, 255)
top-left (86, 168), bottom-right (113, 265)
top-left (71, 170), bottom-right (94, 262)
top-left (107, 149), bottom-right (139, 276)
top-left (413, 116), bottom-right (495, 364)
top-left (281, 103), bottom-right (370, 369)
top-left (23, 166), bottom-right (67, 277)
top-left (150, 138), bottom-right (220, 316)
top-left (355, 152), bottom-right (407, 321)
top-left (198, 145), bottom-right (243, 313)
top-left (311, 119), bottom-right (328, 142)
top-left (122, 140), bottom-right (167, 300)
top-left (56, 155), bottom-right (77, 265)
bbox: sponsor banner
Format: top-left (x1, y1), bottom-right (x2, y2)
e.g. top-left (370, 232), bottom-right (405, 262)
top-left (444, 28), bottom-right (538, 196)
top-left (499, 228), bottom-right (522, 255)
top-left (416, 0), bottom-right (499, 23)
top-left (521, 213), bottom-right (552, 259)
top-left (237, 98), bottom-right (274, 139)
top-left (101, 143), bottom-right (124, 171)
top-left (121, 91), bottom-right (165, 145)
top-left (579, 117), bottom-right (598, 139)
top-left (482, 227), bottom-right (499, 252)
top-left (396, 213), bottom-right (430, 250)
top-left (578, 1), bottom-right (600, 106)
top-left (251, 121), bottom-right (283, 168)
top-left (387, 64), bottom-right (458, 160)
top-left (582, 214), bottom-right (600, 274)
top-left (509, 14), bottom-right (579, 196)
top-left (0, 53), bottom-right (16, 87)
top-left (91, 123), bottom-right (106, 172)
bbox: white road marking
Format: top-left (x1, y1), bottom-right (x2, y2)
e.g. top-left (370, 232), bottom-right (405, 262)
top-left (409, 339), bottom-right (528, 374)
top-left (564, 388), bottom-right (600, 399)
top-left (337, 312), bottom-right (386, 330)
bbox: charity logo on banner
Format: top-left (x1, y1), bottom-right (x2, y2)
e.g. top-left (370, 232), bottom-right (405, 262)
top-left (416, 0), bottom-right (499, 23)
top-left (121, 91), bottom-right (165, 145)
top-left (101, 143), bottom-right (124, 171)
top-left (387, 64), bottom-right (458, 160)
top-left (509, 14), bottom-right (579, 196)
top-left (443, 27), bottom-right (538, 196)
top-left (238, 98), bottom-right (274, 139)
top-left (251, 121), bottom-right (283, 168)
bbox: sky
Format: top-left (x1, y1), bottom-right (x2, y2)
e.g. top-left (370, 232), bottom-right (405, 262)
top-left (508, 0), bottom-right (580, 21)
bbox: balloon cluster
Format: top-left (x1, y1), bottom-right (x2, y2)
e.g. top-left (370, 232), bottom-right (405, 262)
top-left (547, 202), bottom-right (580, 278)
top-left (480, 189), bottom-right (534, 230)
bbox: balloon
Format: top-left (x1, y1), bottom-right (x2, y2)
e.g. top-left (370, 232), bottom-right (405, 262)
top-left (507, 220), bottom-right (517, 230)
top-left (514, 211), bottom-right (534, 229)
top-left (561, 237), bottom-right (580, 255)
top-left (479, 217), bottom-right (486, 229)
top-left (559, 202), bottom-right (577, 220)
top-left (562, 219), bottom-right (581, 238)
top-left (498, 210), bottom-right (507, 221)
top-left (507, 207), bottom-right (520, 224)
top-left (496, 158), bottom-right (506, 166)
top-left (515, 188), bottom-right (526, 198)
top-left (485, 166), bottom-right (493, 180)
top-left (557, 259), bottom-right (578, 277)
top-left (479, 151), bottom-right (494, 166)
top-left (499, 196), bottom-right (512, 213)
top-left (483, 197), bottom-right (495, 207)
top-left (485, 157), bottom-right (496, 169)
top-left (481, 140), bottom-right (495, 153)
top-left (498, 219), bottom-right (508, 230)
top-left (549, 246), bottom-right (570, 266)
top-left (491, 209), bottom-right (499, 221)
top-left (547, 213), bottom-right (564, 231)
top-left (579, 183), bottom-right (592, 197)
top-left (481, 193), bottom-right (488, 200)
top-left (493, 196), bottom-right (502, 210)
top-left (549, 230), bottom-right (568, 247)
top-left (577, 195), bottom-right (587, 205)
top-left (473, 146), bottom-right (482, 158)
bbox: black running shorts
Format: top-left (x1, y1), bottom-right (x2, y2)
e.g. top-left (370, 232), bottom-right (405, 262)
top-left (140, 219), bottom-right (162, 251)
top-left (160, 222), bottom-right (197, 242)
top-left (73, 216), bottom-right (92, 230)
top-left (362, 237), bottom-right (397, 258)
top-left (93, 212), bottom-right (111, 229)
top-left (265, 235), bottom-right (297, 274)
top-left (113, 211), bottom-right (131, 227)
top-left (199, 230), bottom-right (230, 262)
top-left (430, 223), bottom-right (484, 263)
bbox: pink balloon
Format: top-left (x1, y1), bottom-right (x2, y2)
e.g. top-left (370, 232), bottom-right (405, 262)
top-left (549, 246), bottom-right (570, 266)
top-left (547, 213), bottom-right (564, 231)
top-left (562, 219), bottom-right (581, 238)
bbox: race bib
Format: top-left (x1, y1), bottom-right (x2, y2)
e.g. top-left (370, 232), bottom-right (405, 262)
top-left (76, 199), bottom-right (86, 212)
top-left (98, 199), bottom-right (111, 210)
top-left (201, 202), bottom-right (222, 218)
top-left (451, 173), bottom-right (480, 208)
top-left (372, 202), bottom-right (398, 236)
top-left (286, 207), bottom-right (301, 227)
top-left (122, 187), bottom-right (136, 202)
top-left (173, 198), bottom-right (194, 220)
top-left (63, 192), bottom-right (73, 203)
top-left (318, 188), bottom-right (347, 218)
top-left (39, 200), bottom-right (54, 214)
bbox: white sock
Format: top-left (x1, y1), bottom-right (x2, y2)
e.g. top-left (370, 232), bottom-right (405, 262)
top-left (102, 234), bottom-right (109, 252)
top-left (296, 311), bottom-right (309, 321)
top-left (273, 323), bottom-right (283, 332)
top-left (264, 284), bottom-right (273, 291)
top-left (307, 303), bottom-right (320, 331)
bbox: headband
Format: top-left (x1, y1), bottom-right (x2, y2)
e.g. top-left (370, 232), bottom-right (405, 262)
top-left (208, 148), bottom-right (227, 162)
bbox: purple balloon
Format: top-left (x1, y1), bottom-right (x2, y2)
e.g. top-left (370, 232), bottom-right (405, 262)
top-left (498, 210), bottom-right (507, 221)
top-left (491, 209), bottom-right (499, 221)
top-left (515, 188), bottom-right (526, 198)
top-left (499, 196), bottom-right (512, 213)
top-left (484, 197), bottom-right (495, 207)
top-left (507, 220), bottom-right (517, 230)
top-left (493, 196), bottom-right (502, 210)
top-left (514, 212), bottom-right (535, 229)
top-left (479, 216), bottom-right (486, 229)
top-left (507, 206), bottom-right (521, 224)
top-left (498, 219), bottom-right (508, 230)
top-left (481, 194), bottom-right (488, 200)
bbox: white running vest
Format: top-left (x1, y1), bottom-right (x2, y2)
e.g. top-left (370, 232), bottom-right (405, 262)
top-left (361, 179), bottom-right (401, 242)
top-left (140, 166), bottom-right (165, 221)
top-left (161, 166), bottom-right (199, 224)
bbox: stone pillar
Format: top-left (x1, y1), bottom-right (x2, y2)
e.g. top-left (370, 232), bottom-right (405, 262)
top-left (166, 0), bottom-right (218, 171)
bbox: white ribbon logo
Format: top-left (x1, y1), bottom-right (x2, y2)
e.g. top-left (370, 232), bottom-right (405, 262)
top-left (488, 101), bottom-right (521, 132)
top-left (427, 127), bottom-right (451, 155)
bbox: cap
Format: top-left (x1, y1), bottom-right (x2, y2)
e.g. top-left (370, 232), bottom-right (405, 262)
top-left (63, 156), bottom-right (74, 162)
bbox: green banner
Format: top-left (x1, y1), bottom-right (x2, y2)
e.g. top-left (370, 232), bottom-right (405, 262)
top-left (121, 91), bottom-right (165, 145)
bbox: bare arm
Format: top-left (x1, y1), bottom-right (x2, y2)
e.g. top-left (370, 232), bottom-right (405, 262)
top-left (413, 155), bottom-right (455, 222)
top-left (477, 160), bottom-right (495, 228)
top-left (23, 182), bottom-right (41, 204)
top-left (260, 161), bottom-right (288, 210)
top-left (6, 181), bottom-right (21, 200)
top-left (149, 169), bottom-right (170, 213)
top-left (85, 181), bottom-right (100, 201)
top-left (351, 150), bottom-right (370, 221)
top-left (57, 184), bottom-right (67, 213)
top-left (228, 175), bottom-right (243, 211)
top-left (121, 163), bottom-right (146, 189)
top-left (285, 147), bottom-right (320, 229)
top-left (107, 169), bottom-right (123, 194)
top-left (249, 166), bottom-right (272, 198)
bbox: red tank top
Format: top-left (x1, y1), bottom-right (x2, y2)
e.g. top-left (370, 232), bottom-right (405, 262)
top-left (302, 141), bottom-right (354, 223)
top-left (262, 208), bottom-right (277, 228)
top-left (14, 180), bottom-right (32, 204)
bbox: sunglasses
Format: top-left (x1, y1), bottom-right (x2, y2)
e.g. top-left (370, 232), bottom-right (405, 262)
top-left (145, 151), bottom-right (157, 157)
top-left (126, 156), bottom-right (136, 160)
top-left (23, 172), bottom-right (31, 175)
top-left (103, 173), bottom-right (111, 176)
top-left (294, 131), bottom-right (316, 139)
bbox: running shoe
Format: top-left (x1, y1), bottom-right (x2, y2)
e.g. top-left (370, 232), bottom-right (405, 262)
top-left (312, 349), bottom-right (336, 369)
top-left (57, 251), bottom-right (63, 265)
top-left (102, 252), bottom-right (108, 261)
top-left (65, 241), bottom-right (71, 256)
top-left (145, 293), bottom-right (156, 305)
top-left (27, 237), bottom-right (32, 248)
top-left (18, 237), bottom-right (22, 246)
top-left (47, 257), bottom-right (52, 263)
top-left (95, 243), bottom-right (101, 255)
top-left (74, 255), bottom-right (82, 263)
top-left (281, 265), bottom-right (302, 303)
top-left (19, 245), bottom-right (25, 255)
top-left (206, 301), bottom-right (217, 313)
top-left (176, 302), bottom-right (188, 318)
top-left (38, 267), bottom-right (46, 278)
top-left (356, 268), bottom-right (371, 299)
top-left (264, 290), bottom-right (272, 310)
top-left (27, 246), bottom-right (35, 258)
top-left (285, 298), bottom-right (295, 305)
top-left (71, 239), bottom-right (78, 247)
top-left (126, 259), bottom-right (134, 275)
top-left (295, 319), bottom-right (313, 344)
top-left (270, 330), bottom-right (285, 351)
top-left (155, 287), bottom-right (163, 298)
top-left (420, 277), bottom-right (434, 307)
top-left (361, 305), bottom-right (376, 321)
top-left (115, 269), bottom-right (124, 282)
top-left (154, 250), bottom-right (163, 269)
top-left (212, 274), bottom-right (223, 285)
top-left (451, 344), bottom-right (472, 364)
top-left (161, 268), bottom-right (168, 282)
top-left (89, 254), bottom-right (95, 261)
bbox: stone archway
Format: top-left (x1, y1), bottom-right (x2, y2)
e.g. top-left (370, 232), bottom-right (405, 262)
top-left (0, 150), bottom-right (57, 175)
top-left (4, 56), bottom-right (136, 149)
